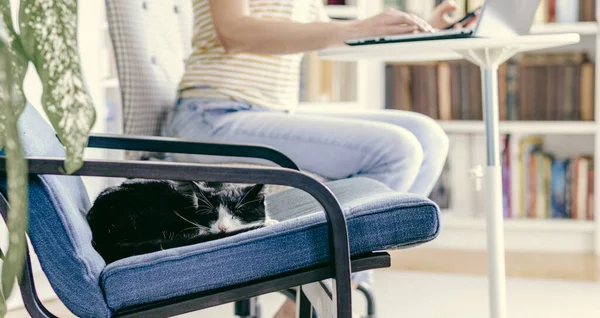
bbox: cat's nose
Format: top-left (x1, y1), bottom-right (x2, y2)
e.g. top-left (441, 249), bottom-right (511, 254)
top-left (218, 225), bottom-right (228, 232)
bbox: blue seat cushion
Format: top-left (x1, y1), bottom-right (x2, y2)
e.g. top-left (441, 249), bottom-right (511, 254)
top-left (101, 178), bottom-right (439, 311)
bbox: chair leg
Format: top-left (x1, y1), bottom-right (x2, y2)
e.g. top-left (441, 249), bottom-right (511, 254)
top-left (235, 298), bottom-right (260, 318)
top-left (296, 287), bottom-right (313, 318)
top-left (356, 284), bottom-right (376, 318)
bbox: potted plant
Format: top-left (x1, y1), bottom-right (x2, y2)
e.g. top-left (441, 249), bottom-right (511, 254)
top-left (0, 0), bottom-right (95, 315)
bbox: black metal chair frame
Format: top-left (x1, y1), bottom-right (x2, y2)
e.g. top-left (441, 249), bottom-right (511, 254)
top-left (0, 133), bottom-right (388, 318)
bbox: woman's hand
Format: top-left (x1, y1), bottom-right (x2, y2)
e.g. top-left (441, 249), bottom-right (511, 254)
top-left (427, 0), bottom-right (459, 30)
top-left (346, 8), bottom-right (435, 41)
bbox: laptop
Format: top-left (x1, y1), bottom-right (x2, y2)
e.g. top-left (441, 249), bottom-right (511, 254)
top-left (345, 0), bottom-right (541, 46)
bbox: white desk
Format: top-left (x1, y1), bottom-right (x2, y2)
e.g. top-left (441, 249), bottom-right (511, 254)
top-left (319, 34), bottom-right (580, 318)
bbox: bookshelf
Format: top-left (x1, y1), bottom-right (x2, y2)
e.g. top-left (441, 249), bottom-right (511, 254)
top-left (379, 0), bottom-right (600, 256)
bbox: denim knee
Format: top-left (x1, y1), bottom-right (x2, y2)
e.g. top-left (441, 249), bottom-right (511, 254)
top-left (369, 124), bottom-right (424, 192)
top-left (409, 113), bottom-right (449, 159)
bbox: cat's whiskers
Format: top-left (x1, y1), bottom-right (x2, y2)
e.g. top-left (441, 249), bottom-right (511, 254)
top-left (196, 190), bottom-right (214, 208)
top-left (173, 210), bottom-right (210, 231)
top-left (180, 192), bottom-right (213, 209)
top-left (235, 198), bottom-right (263, 210)
top-left (194, 209), bottom-right (214, 215)
top-left (234, 189), bottom-right (254, 210)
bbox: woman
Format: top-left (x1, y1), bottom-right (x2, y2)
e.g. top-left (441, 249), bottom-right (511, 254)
top-left (164, 0), bottom-right (459, 316)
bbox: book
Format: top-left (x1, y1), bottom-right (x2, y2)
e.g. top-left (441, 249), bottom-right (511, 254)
top-left (548, 0), bottom-right (557, 23)
top-left (470, 64), bottom-right (482, 120)
top-left (519, 137), bottom-right (544, 218)
top-left (395, 65), bottom-right (413, 111)
top-left (438, 62), bottom-right (452, 120)
top-left (426, 64), bottom-right (439, 119)
top-left (547, 64), bottom-right (559, 121)
top-left (587, 166), bottom-right (594, 220)
top-left (580, 0), bottom-right (596, 22)
top-left (574, 63), bottom-right (583, 120)
top-left (411, 65), bottom-right (423, 114)
top-left (502, 135), bottom-right (512, 218)
top-left (544, 155), bottom-right (553, 218)
top-left (565, 160), bottom-right (573, 218)
top-left (505, 60), bottom-right (519, 120)
top-left (460, 62), bottom-right (471, 119)
top-left (574, 157), bottom-right (590, 220)
top-left (580, 62), bottom-right (594, 121)
top-left (551, 159), bottom-right (569, 218)
top-left (451, 62), bottom-right (462, 120)
top-left (518, 63), bottom-right (530, 120)
top-left (385, 65), bottom-right (394, 109)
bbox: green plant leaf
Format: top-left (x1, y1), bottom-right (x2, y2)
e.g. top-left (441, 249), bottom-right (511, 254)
top-left (0, 0), bottom-right (95, 308)
top-left (18, 0), bottom-right (96, 174)
top-left (0, 0), bottom-right (30, 301)
top-left (0, 74), bottom-right (28, 304)
top-left (0, 248), bottom-right (4, 260)
top-left (0, 287), bottom-right (6, 318)
top-left (0, 119), bottom-right (28, 300)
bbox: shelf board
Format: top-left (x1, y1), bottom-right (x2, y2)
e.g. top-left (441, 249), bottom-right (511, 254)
top-left (438, 120), bottom-right (596, 135)
top-left (325, 5), bottom-right (359, 19)
top-left (440, 213), bottom-right (595, 232)
top-left (433, 213), bottom-right (595, 253)
top-left (530, 22), bottom-right (598, 35)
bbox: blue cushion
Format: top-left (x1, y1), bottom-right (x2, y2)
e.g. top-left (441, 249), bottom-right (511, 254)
top-left (101, 178), bottom-right (439, 311)
top-left (0, 105), bottom-right (111, 318)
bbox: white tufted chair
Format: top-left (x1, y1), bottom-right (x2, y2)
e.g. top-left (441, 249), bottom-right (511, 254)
top-left (105, 0), bottom-right (193, 144)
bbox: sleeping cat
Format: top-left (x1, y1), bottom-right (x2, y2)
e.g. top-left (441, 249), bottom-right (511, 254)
top-left (86, 179), bottom-right (278, 263)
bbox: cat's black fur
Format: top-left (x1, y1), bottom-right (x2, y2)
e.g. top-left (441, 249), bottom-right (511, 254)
top-left (86, 179), bottom-right (267, 263)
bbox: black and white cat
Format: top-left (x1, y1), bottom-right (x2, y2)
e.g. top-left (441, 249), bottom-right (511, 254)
top-left (86, 179), bottom-right (278, 263)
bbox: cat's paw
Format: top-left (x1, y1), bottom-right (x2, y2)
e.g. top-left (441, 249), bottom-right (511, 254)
top-left (264, 219), bottom-right (279, 227)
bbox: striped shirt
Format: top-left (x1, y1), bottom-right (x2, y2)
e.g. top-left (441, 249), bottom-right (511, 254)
top-left (180, 0), bottom-right (328, 111)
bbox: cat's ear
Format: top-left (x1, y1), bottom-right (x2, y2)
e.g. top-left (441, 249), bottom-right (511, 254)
top-left (192, 181), bottom-right (220, 192)
top-left (243, 184), bottom-right (265, 201)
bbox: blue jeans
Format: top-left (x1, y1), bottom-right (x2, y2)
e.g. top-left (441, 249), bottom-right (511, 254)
top-left (164, 97), bottom-right (449, 195)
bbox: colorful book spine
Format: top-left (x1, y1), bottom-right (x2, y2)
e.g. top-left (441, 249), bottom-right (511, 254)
top-left (551, 159), bottom-right (569, 218)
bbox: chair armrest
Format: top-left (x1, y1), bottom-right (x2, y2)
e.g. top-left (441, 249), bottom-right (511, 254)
top-left (88, 133), bottom-right (299, 170)
top-left (0, 156), bottom-right (351, 310)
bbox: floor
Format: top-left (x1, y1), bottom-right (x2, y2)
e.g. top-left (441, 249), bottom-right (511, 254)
top-left (7, 269), bottom-right (600, 318)
top-left (389, 248), bottom-right (598, 281)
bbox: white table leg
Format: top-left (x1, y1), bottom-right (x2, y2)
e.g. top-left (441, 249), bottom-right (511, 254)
top-left (480, 66), bottom-right (507, 318)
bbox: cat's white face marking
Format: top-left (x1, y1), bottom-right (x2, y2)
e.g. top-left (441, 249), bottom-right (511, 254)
top-left (211, 204), bottom-right (248, 234)
top-left (210, 204), bottom-right (272, 234)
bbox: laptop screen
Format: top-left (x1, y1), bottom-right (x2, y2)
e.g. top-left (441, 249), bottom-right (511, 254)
top-left (475, 0), bottom-right (541, 37)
